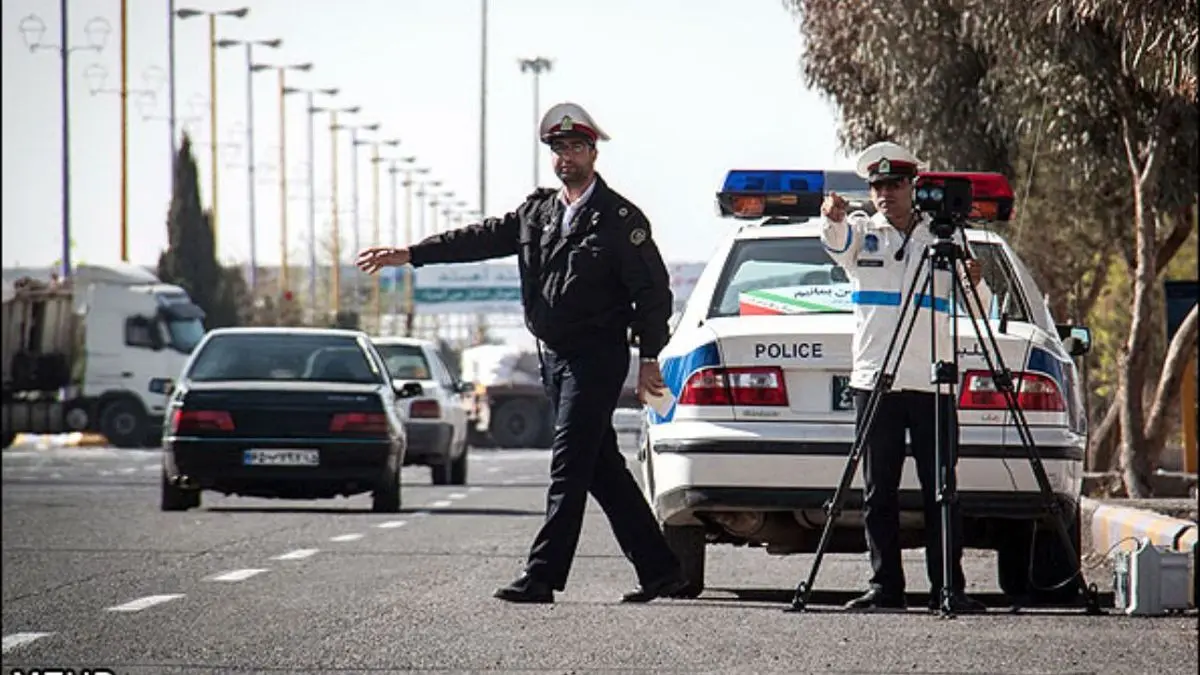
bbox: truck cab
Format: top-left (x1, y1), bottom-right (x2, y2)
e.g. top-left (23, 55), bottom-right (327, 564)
top-left (2, 263), bottom-right (206, 448)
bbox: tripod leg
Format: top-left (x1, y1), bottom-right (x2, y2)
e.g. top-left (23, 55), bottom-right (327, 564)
top-left (952, 259), bottom-right (1101, 614)
top-left (787, 250), bottom-right (936, 612)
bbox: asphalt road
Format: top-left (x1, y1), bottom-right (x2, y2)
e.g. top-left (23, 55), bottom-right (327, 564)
top-left (3, 436), bottom-right (1197, 675)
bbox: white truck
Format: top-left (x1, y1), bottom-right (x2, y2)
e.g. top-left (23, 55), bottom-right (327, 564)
top-left (459, 343), bottom-right (641, 448)
top-left (2, 263), bottom-right (207, 449)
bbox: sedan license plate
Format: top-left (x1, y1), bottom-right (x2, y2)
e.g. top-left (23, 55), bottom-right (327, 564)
top-left (831, 375), bottom-right (855, 411)
top-left (243, 449), bottom-right (320, 467)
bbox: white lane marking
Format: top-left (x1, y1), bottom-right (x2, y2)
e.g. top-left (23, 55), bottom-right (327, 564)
top-left (208, 568), bottom-right (269, 582)
top-left (330, 533), bottom-right (364, 542)
top-left (99, 470), bottom-right (114, 476)
top-left (142, 464), bottom-right (159, 472)
top-left (412, 510), bottom-right (431, 518)
top-left (273, 548), bottom-right (319, 560)
top-left (501, 478), bottom-right (517, 485)
top-left (106, 594), bottom-right (185, 612)
top-left (429, 500), bottom-right (453, 508)
top-left (448, 492), bottom-right (467, 500)
top-left (375, 520), bottom-right (407, 529)
top-left (119, 467), bottom-right (137, 474)
top-left (48, 472), bottom-right (63, 479)
top-left (486, 466), bottom-right (500, 473)
top-left (467, 486), bottom-right (484, 493)
top-left (2, 632), bottom-right (53, 654)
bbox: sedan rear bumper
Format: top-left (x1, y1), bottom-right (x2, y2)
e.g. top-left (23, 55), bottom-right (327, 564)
top-left (165, 437), bottom-right (397, 499)
top-left (403, 422), bottom-right (454, 466)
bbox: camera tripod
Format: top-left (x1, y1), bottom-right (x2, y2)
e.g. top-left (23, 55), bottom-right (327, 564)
top-left (786, 219), bottom-right (1103, 618)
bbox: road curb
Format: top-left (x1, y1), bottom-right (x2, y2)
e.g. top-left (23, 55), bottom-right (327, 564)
top-left (1082, 496), bottom-right (1197, 554)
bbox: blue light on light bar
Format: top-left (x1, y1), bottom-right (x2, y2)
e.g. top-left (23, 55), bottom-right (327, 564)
top-left (721, 170), bottom-right (826, 194)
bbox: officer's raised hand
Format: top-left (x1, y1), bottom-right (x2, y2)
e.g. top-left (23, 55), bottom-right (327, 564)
top-left (822, 192), bottom-right (849, 222)
top-left (356, 246), bottom-right (410, 274)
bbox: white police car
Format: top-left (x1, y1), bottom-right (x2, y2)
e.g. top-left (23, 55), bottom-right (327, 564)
top-left (640, 169), bottom-right (1092, 603)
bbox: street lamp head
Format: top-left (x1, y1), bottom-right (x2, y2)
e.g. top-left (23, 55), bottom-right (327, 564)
top-left (83, 63), bottom-right (108, 95)
top-left (142, 65), bottom-right (167, 92)
top-left (292, 62), bottom-right (314, 72)
top-left (175, 8), bottom-right (204, 19)
top-left (319, 88), bottom-right (339, 96)
top-left (402, 156), bottom-right (417, 163)
top-left (134, 90), bottom-right (157, 118)
top-left (345, 106), bottom-right (361, 114)
top-left (83, 17), bottom-right (112, 51)
top-left (382, 139), bottom-right (402, 148)
top-left (224, 8), bottom-right (251, 19)
top-left (215, 38), bottom-right (240, 48)
top-left (250, 63), bottom-right (271, 73)
top-left (260, 38), bottom-right (283, 48)
top-left (18, 14), bottom-right (46, 51)
top-left (364, 123), bottom-right (381, 132)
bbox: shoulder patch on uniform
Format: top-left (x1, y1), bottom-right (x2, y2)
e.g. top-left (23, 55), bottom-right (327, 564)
top-left (629, 228), bottom-right (648, 246)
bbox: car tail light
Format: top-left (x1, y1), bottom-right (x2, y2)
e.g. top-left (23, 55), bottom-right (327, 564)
top-left (171, 409), bottom-right (235, 433)
top-left (330, 412), bottom-right (390, 434)
top-left (409, 399), bottom-right (441, 419)
top-left (958, 370), bottom-right (1065, 412)
top-left (678, 366), bottom-right (789, 407)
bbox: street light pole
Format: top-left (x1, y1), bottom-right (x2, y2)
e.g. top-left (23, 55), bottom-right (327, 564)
top-left (216, 38), bottom-right (281, 294)
top-left (168, 0), bottom-right (176, 190)
top-left (82, 62), bottom-right (161, 263)
top-left (177, 6), bottom-right (250, 260)
top-left (339, 121), bottom-right (380, 315)
top-left (518, 57), bottom-right (553, 189)
top-left (284, 86), bottom-right (339, 321)
top-left (321, 105), bottom-right (361, 317)
top-left (18, 9), bottom-right (111, 279)
top-left (404, 166), bottom-right (428, 335)
top-left (369, 139), bottom-right (401, 333)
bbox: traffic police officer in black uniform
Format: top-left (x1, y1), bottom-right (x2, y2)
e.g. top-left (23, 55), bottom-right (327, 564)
top-left (356, 101), bottom-right (688, 604)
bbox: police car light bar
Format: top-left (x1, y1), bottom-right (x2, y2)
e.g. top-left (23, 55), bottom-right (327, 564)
top-left (717, 170), bottom-right (870, 220)
top-left (717, 168), bottom-right (1014, 224)
top-left (915, 171), bottom-right (1015, 222)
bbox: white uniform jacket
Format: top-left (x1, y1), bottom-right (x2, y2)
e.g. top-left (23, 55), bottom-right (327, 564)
top-left (820, 211), bottom-right (994, 394)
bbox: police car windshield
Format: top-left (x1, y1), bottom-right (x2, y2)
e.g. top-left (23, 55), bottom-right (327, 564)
top-left (709, 237), bottom-right (853, 318)
top-left (709, 236), bottom-right (1029, 323)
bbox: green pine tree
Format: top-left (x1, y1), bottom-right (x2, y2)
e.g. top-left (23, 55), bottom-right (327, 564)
top-left (158, 133), bottom-right (246, 328)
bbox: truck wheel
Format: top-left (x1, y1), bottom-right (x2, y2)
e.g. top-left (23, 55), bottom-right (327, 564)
top-left (490, 399), bottom-right (544, 448)
top-left (101, 399), bottom-right (146, 449)
top-left (372, 466), bottom-right (402, 513)
top-left (996, 509), bottom-right (1082, 606)
top-left (449, 443), bottom-right (468, 485)
top-left (161, 470), bottom-right (200, 511)
top-left (663, 524), bottom-right (706, 598)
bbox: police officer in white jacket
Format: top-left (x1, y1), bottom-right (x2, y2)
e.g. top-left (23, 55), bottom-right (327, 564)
top-left (820, 142), bottom-right (991, 613)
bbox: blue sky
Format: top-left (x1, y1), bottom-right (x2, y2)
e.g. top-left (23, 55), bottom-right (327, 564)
top-left (2, 0), bottom-right (852, 270)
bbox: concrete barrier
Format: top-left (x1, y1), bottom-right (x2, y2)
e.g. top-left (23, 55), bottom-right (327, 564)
top-left (1083, 496), bottom-right (1197, 555)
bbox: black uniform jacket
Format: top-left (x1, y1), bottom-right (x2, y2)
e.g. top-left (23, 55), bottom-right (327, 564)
top-left (408, 174), bottom-right (674, 358)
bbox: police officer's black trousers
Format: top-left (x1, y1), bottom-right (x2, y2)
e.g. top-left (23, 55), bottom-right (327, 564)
top-left (524, 341), bottom-right (679, 590)
top-left (854, 389), bottom-right (966, 596)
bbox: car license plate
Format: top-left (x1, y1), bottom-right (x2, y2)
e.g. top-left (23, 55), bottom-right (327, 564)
top-left (243, 449), bottom-right (320, 467)
top-left (831, 375), bottom-right (855, 411)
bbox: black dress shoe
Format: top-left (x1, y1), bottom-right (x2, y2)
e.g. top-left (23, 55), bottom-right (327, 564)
top-left (844, 587), bottom-right (907, 611)
top-left (493, 575), bottom-right (554, 604)
top-left (620, 572), bottom-right (690, 603)
top-left (928, 591), bottom-right (987, 613)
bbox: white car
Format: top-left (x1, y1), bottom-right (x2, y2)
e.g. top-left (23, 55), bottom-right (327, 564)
top-left (372, 337), bottom-right (471, 485)
top-left (639, 169), bottom-right (1092, 603)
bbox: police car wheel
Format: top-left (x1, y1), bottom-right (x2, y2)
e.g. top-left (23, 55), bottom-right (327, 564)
top-left (995, 510), bottom-right (1081, 605)
top-left (663, 524), bottom-right (706, 598)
